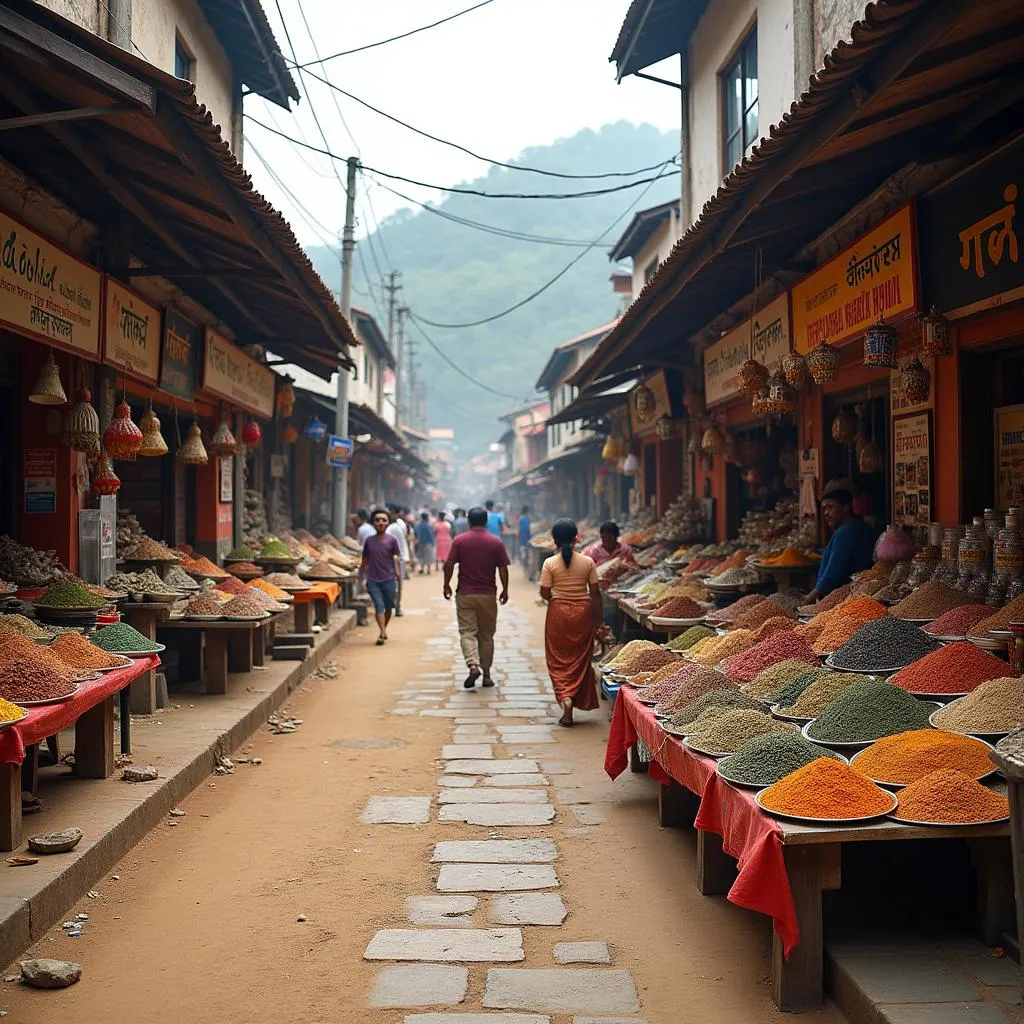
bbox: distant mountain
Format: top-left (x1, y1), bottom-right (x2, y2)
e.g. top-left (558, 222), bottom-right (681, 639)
top-left (305, 121), bottom-right (679, 454)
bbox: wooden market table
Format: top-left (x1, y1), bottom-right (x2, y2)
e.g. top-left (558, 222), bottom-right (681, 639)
top-left (291, 581), bottom-right (342, 634)
top-left (120, 601), bottom-right (173, 714)
top-left (615, 598), bottom-right (690, 640)
top-left (607, 687), bottom-right (1012, 1012)
top-left (0, 655), bottom-right (159, 851)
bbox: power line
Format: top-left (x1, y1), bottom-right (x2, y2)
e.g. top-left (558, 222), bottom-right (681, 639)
top-left (289, 0), bottom-right (498, 66)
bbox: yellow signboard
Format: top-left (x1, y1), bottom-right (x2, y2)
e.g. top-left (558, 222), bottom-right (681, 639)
top-left (792, 205), bottom-right (918, 355)
top-left (703, 293), bottom-right (790, 407)
top-left (0, 211), bottom-right (100, 356)
top-left (202, 327), bottom-right (275, 418)
top-left (103, 279), bottom-right (161, 383)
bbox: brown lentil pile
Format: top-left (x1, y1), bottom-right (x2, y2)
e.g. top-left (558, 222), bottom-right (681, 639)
top-left (185, 593), bottom-right (224, 617)
top-left (689, 629), bottom-right (758, 666)
top-left (221, 594), bottom-right (269, 618)
top-left (605, 640), bottom-right (664, 672)
top-left (932, 676), bottom-right (1024, 734)
top-left (215, 576), bottom-right (251, 596)
top-left (0, 626), bottom-right (74, 679)
top-left (637, 670), bottom-right (694, 705)
top-left (775, 672), bottom-right (873, 717)
top-left (967, 593), bottom-right (1024, 637)
top-left (264, 572), bottom-right (309, 590)
top-left (688, 708), bottom-right (794, 754)
top-left (731, 598), bottom-right (797, 631)
top-left (51, 631), bottom-right (124, 669)
top-left (890, 581), bottom-right (975, 620)
top-left (742, 659), bottom-right (820, 700)
top-left (0, 659), bottom-right (76, 701)
top-left (126, 536), bottom-right (179, 561)
top-left (617, 646), bottom-right (680, 675)
top-left (706, 594), bottom-right (765, 624)
top-left (666, 688), bottom-right (766, 731)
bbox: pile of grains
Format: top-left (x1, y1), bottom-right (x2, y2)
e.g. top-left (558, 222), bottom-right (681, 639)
top-left (225, 545), bottom-right (258, 560)
top-left (705, 566), bottom-right (759, 587)
top-left (828, 616), bottom-right (941, 670)
top-left (666, 688), bottom-right (765, 731)
top-left (0, 614), bottom-right (52, 640)
top-left (0, 628), bottom-right (74, 679)
top-left (91, 622), bottom-right (163, 654)
top-left (996, 728), bottom-right (1024, 765)
top-left (771, 592), bottom-right (806, 615)
top-left (226, 561), bottom-right (263, 577)
top-left (0, 660), bottom-right (76, 702)
top-left (718, 733), bottom-right (844, 787)
top-left (798, 584), bottom-right (854, 617)
top-left (605, 640), bottom-right (658, 669)
top-left (706, 594), bottom-right (764, 624)
top-left (770, 667), bottom-right (829, 708)
top-left (636, 659), bottom-right (693, 687)
top-left (34, 580), bottom-right (107, 610)
top-left (967, 593), bottom-right (1024, 637)
top-left (221, 594), bottom-right (268, 618)
top-left (742, 659), bottom-right (820, 701)
top-left (653, 667), bottom-right (733, 715)
top-left (245, 588), bottom-right (288, 612)
top-left (689, 629), bottom-right (758, 666)
top-left (249, 579), bottom-right (291, 601)
top-left (750, 616), bottom-right (797, 641)
top-left (125, 536), bottom-right (179, 561)
top-left (617, 646), bottom-right (680, 675)
top-left (651, 596), bottom-right (704, 618)
top-left (51, 632), bottom-right (123, 669)
top-left (923, 604), bottom-right (993, 637)
top-left (0, 695), bottom-right (26, 722)
top-left (164, 566), bottom-right (200, 591)
top-left (688, 708), bottom-right (793, 754)
top-left (759, 758), bottom-right (894, 819)
top-left (889, 642), bottom-right (1008, 695)
top-left (185, 593), bottom-right (224, 617)
top-left (259, 538), bottom-right (293, 559)
top-left (776, 672), bottom-right (873, 718)
top-left (132, 569), bottom-right (181, 595)
top-left (666, 625), bottom-right (715, 651)
top-left (731, 598), bottom-right (797, 631)
top-left (890, 580), bottom-right (974, 620)
top-left (852, 729), bottom-right (995, 786)
top-left (722, 631), bottom-right (817, 684)
top-left (932, 677), bottom-right (1024, 734)
top-left (794, 615), bottom-right (830, 645)
top-left (637, 672), bottom-right (693, 705)
top-left (180, 555), bottom-right (229, 579)
top-left (834, 596), bottom-right (888, 621)
top-left (806, 680), bottom-right (935, 743)
top-left (892, 769), bottom-right (1009, 823)
top-left (305, 560), bottom-right (342, 578)
top-left (215, 576), bottom-right (252, 596)
top-left (812, 613), bottom-right (883, 655)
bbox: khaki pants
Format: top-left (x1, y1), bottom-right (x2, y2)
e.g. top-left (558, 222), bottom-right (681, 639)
top-left (456, 593), bottom-right (498, 671)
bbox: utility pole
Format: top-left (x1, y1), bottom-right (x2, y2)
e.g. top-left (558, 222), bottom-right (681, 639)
top-left (395, 305), bottom-right (408, 427)
top-left (405, 324), bottom-right (419, 431)
top-left (384, 272), bottom-right (400, 416)
top-left (332, 155), bottom-right (358, 538)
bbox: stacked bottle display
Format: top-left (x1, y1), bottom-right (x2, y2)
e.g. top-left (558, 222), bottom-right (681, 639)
top-left (955, 515), bottom-right (991, 601)
top-left (933, 526), bottom-right (961, 585)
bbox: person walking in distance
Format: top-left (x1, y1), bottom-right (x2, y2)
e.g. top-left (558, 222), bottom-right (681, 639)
top-left (443, 506), bottom-right (510, 688)
top-left (451, 508), bottom-right (469, 537)
top-left (360, 509), bottom-right (402, 646)
top-left (414, 512), bottom-right (436, 575)
top-left (434, 511), bottom-right (452, 571)
top-left (484, 500), bottom-right (505, 537)
top-left (540, 518), bottom-right (602, 727)
top-left (386, 507), bottom-right (410, 616)
top-left (353, 508), bottom-right (375, 549)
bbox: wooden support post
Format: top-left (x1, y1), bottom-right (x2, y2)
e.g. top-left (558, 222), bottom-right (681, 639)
top-left (696, 829), bottom-right (737, 895)
top-left (125, 607), bottom-right (157, 714)
top-left (204, 631), bottom-right (229, 695)
top-left (0, 764), bottom-right (21, 852)
top-left (75, 695), bottom-right (114, 779)
top-left (658, 780), bottom-right (697, 829)
top-left (227, 629), bottom-right (253, 673)
top-left (20, 744), bottom-right (39, 795)
top-left (969, 837), bottom-right (1016, 946)
top-left (293, 602), bottom-right (312, 635)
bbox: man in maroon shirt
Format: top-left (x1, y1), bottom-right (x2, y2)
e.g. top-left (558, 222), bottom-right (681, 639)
top-left (443, 506), bottom-right (510, 688)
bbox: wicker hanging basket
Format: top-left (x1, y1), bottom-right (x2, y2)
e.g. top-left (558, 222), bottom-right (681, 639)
top-left (91, 450), bottom-right (121, 495)
top-left (765, 369), bottom-right (795, 417)
top-left (899, 355), bottom-right (932, 404)
top-left (208, 416), bottom-right (238, 457)
top-left (103, 400), bottom-right (144, 461)
top-left (832, 407), bottom-right (858, 444)
top-left (138, 402), bottom-right (169, 457)
top-left (64, 386), bottom-right (101, 455)
top-left (29, 350), bottom-right (67, 406)
top-left (918, 306), bottom-right (951, 358)
top-left (782, 350), bottom-right (810, 390)
top-left (738, 359), bottom-right (769, 398)
top-left (863, 315), bottom-right (899, 368)
top-left (178, 422), bottom-right (208, 465)
top-left (701, 421), bottom-right (727, 455)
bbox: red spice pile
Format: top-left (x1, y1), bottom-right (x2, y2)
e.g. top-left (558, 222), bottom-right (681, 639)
top-left (731, 597), bottom-right (796, 631)
top-left (707, 594), bottom-right (764, 624)
top-left (651, 596), bottom-right (704, 618)
top-left (216, 576), bottom-right (251, 596)
top-left (723, 630), bottom-right (817, 684)
top-left (890, 641), bottom-right (1009, 695)
top-left (226, 561), bottom-right (263, 576)
top-left (924, 604), bottom-right (994, 637)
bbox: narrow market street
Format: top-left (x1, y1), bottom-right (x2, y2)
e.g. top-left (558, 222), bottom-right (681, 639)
top-left (1, 571), bottom-right (843, 1024)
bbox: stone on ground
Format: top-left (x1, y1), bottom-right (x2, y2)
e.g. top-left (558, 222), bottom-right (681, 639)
top-left (568, 805), bottom-right (603, 825)
top-left (364, 928), bottom-right (524, 962)
top-left (438, 776), bottom-right (478, 788)
top-left (437, 789), bottom-right (549, 805)
top-left (554, 942), bottom-right (612, 964)
top-left (441, 745), bottom-right (494, 760)
top-left (402, 1016), bottom-right (550, 1024)
top-left (437, 864), bottom-right (559, 892)
top-left (407, 895), bottom-right (478, 926)
top-left (362, 796), bottom-right (431, 824)
top-left (483, 774), bottom-right (550, 787)
top-left (489, 893), bottom-right (568, 926)
top-left (368, 965), bottom-right (469, 1007)
top-left (431, 839), bottom-right (557, 864)
top-left (439, 804), bottom-right (555, 826)
top-left (20, 959), bottom-right (82, 988)
top-left (483, 969), bottom-right (640, 1013)
top-left (444, 759), bottom-right (539, 775)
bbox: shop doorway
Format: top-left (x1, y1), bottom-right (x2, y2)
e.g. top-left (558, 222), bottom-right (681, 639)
top-left (823, 387), bottom-right (890, 531)
top-left (724, 420), bottom-right (799, 539)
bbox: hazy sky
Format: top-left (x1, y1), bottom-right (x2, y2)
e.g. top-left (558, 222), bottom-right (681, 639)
top-left (243, 0), bottom-right (681, 248)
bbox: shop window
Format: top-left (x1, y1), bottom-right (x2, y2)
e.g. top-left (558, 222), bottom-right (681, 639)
top-left (643, 257), bottom-right (658, 283)
top-left (174, 36), bottom-right (195, 82)
top-left (722, 27), bottom-right (758, 173)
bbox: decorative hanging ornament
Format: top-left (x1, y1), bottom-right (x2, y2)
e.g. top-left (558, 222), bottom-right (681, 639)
top-left (622, 452), bottom-right (640, 474)
top-left (738, 359), bottom-right (769, 398)
top-left (241, 419), bottom-right (262, 447)
top-left (701, 421), bottom-right (727, 456)
top-left (782, 350), bottom-right (810, 391)
top-left (178, 421), bottom-right (208, 465)
top-left (91, 449), bottom-right (120, 496)
top-left (601, 435), bottom-right (618, 461)
top-left (304, 416), bottom-right (328, 442)
top-left (103, 400), bottom-right (144, 461)
top-left (63, 386), bottom-right (100, 455)
top-left (208, 417), bottom-right (238, 457)
top-left (632, 383), bottom-right (656, 424)
top-left (899, 355), bottom-right (932, 405)
top-left (275, 378), bottom-right (296, 418)
top-left (859, 438), bottom-right (884, 475)
top-left (832, 407), bottom-right (858, 444)
top-left (807, 339), bottom-right (840, 383)
top-left (656, 416), bottom-right (679, 440)
top-left (282, 421), bottom-right (299, 445)
top-left (138, 402), bottom-right (169, 457)
top-left (765, 370), bottom-right (795, 417)
top-left (863, 315), bottom-right (899, 368)
top-left (751, 387), bottom-right (771, 418)
top-left (918, 306), bottom-right (951, 357)
top-left (29, 350), bottom-right (67, 405)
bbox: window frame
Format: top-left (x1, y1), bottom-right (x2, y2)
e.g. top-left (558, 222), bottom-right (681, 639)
top-left (721, 26), bottom-right (758, 174)
top-left (174, 34), bottom-right (195, 82)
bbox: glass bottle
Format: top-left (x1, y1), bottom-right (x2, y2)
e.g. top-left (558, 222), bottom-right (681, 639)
top-left (935, 525), bottom-right (961, 584)
top-left (990, 513), bottom-right (1024, 606)
top-left (956, 516), bottom-right (990, 597)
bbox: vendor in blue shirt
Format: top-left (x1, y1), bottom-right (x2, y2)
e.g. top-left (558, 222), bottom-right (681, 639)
top-left (805, 481), bottom-right (877, 601)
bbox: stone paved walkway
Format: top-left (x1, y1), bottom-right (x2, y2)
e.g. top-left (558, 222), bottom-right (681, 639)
top-left (362, 601), bottom-right (644, 1022)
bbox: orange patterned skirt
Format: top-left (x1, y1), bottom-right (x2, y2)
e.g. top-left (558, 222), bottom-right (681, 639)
top-left (544, 599), bottom-right (599, 710)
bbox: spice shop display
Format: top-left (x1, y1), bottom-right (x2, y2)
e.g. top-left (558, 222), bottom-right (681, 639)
top-left (850, 730), bottom-right (996, 787)
top-left (889, 580), bottom-right (974, 621)
top-left (180, 554), bottom-right (230, 580)
top-left (225, 561), bottom-right (264, 579)
top-left (768, 667), bottom-right (830, 710)
top-left (90, 622), bottom-right (164, 655)
top-left (665, 625), bottom-right (716, 651)
top-left (34, 580), bottom-right (107, 612)
top-left (184, 593), bottom-right (225, 619)
top-left (707, 594), bottom-right (765, 625)
top-left (931, 676), bottom-right (1024, 736)
top-left (123, 536), bottom-right (180, 563)
top-left (891, 769), bottom-right (1009, 825)
top-left (0, 661), bottom-right (77, 704)
top-left (0, 627), bottom-right (76, 678)
top-left (164, 567), bottom-right (201, 593)
top-left (730, 597), bottom-right (797, 630)
top-left (923, 604), bottom-right (993, 639)
top-left (718, 733), bottom-right (845, 788)
top-left (653, 667), bottom-right (734, 715)
top-left (967, 592), bottom-right (1024, 637)
top-left (217, 576), bottom-right (254, 597)
top-left (0, 614), bottom-right (53, 641)
top-left (224, 545), bottom-right (259, 562)
top-left (889, 642), bottom-right (1008, 697)
top-left (220, 594), bottom-right (270, 620)
top-left (826, 616), bottom-right (941, 672)
top-left (50, 632), bottom-right (130, 671)
top-left (606, 642), bottom-right (677, 676)
top-left (304, 560), bottom-right (345, 579)
top-left (686, 708), bottom-right (794, 757)
top-left (663, 688), bottom-right (767, 734)
top-left (722, 631), bottom-right (817, 684)
top-left (257, 537), bottom-right (297, 563)
top-left (245, 588), bottom-right (288, 613)
top-left (649, 596), bottom-right (705, 620)
top-left (249, 579), bottom-right (292, 603)
top-left (757, 758), bottom-right (896, 822)
top-left (774, 672), bottom-right (873, 719)
top-left (805, 679), bottom-right (937, 745)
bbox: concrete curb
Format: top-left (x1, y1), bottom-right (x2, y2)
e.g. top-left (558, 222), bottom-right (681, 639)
top-left (0, 611), bottom-right (358, 969)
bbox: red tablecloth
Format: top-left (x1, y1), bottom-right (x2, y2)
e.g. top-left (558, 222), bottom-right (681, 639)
top-left (0, 655), bottom-right (159, 766)
top-left (606, 686), bottom-right (800, 955)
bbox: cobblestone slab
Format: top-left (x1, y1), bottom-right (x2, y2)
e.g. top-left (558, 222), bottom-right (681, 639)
top-left (438, 776), bottom-right (478, 788)
top-left (362, 797), bottom-right (432, 824)
top-left (368, 965), bottom-right (470, 1007)
top-left (437, 789), bottom-right (549, 805)
top-left (573, 1018), bottom-right (648, 1024)
top-left (489, 893), bottom-right (568, 926)
top-left (407, 895), bottom-right (478, 926)
top-left (444, 760), bottom-right (539, 775)
top-left (364, 928), bottom-right (524, 962)
top-left (403, 1016), bottom-right (549, 1024)
top-left (540, 761), bottom-right (575, 775)
top-left (482, 774), bottom-right (549, 787)
top-left (554, 942), bottom-right (612, 965)
top-left (568, 806), bottom-right (603, 826)
top-left (439, 805), bottom-right (555, 826)
top-left (483, 970), bottom-right (639, 1013)
top-left (441, 745), bottom-right (494, 760)
top-left (431, 840), bottom-right (558, 864)
top-left (437, 864), bottom-right (560, 892)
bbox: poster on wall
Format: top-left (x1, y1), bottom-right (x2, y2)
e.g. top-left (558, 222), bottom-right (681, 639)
top-left (219, 456), bottom-right (233, 504)
top-left (994, 404), bottom-right (1024, 510)
top-left (24, 449), bottom-right (56, 514)
top-left (892, 412), bottom-right (932, 526)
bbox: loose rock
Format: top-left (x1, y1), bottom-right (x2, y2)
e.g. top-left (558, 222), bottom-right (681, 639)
top-left (27, 827), bottom-right (83, 854)
top-left (122, 765), bottom-right (158, 783)
top-left (20, 959), bottom-right (81, 989)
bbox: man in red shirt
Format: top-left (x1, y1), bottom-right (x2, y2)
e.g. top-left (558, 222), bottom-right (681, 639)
top-left (443, 506), bottom-right (510, 688)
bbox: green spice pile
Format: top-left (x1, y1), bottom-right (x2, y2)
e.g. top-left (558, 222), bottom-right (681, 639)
top-left (806, 679), bottom-right (935, 743)
top-left (0, 614), bottom-right (52, 640)
top-left (932, 676), bottom-right (1024, 735)
top-left (226, 545), bottom-right (258, 560)
top-left (665, 688), bottom-right (765, 732)
top-left (688, 708), bottom-right (793, 754)
top-left (769, 667), bottom-right (829, 708)
top-left (718, 731), bottom-right (844, 786)
top-left (34, 580), bottom-right (107, 610)
top-left (742, 659), bottom-right (821, 701)
top-left (666, 624), bottom-right (716, 651)
top-left (91, 622), bottom-right (163, 653)
top-left (775, 672), bottom-right (872, 718)
top-left (258, 537), bottom-right (292, 560)
top-left (828, 616), bottom-right (941, 670)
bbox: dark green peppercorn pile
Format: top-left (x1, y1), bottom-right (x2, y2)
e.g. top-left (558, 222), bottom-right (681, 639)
top-left (91, 622), bottom-right (162, 653)
top-left (718, 731), bottom-right (845, 786)
top-left (829, 616), bottom-right (941, 670)
top-left (806, 679), bottom-right (935, 743)
top-left (771, 667), bottom-right (829, 708)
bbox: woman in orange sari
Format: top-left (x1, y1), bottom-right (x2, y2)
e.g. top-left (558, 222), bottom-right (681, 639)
top-left (540, 518), bottom-right (602, 726)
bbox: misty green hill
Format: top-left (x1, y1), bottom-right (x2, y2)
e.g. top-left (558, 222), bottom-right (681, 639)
top-left (305, 121), bottom-right (680, 453)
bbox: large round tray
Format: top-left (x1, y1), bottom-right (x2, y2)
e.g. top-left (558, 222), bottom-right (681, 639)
top-left (186, 614), bottom-right (224, 622)
top-left (801, 709), bottom-right (941, 750)
top-left (927, 704), bottom-right (1011, 743)
top-left (886, 811), bottom-right (1010, 827)
top-left (225, 614), bottom-right (269, 622)
top-left (924, 633), bottom-right (968, 643)
top-left (966, 635), bottom-right (1004, 652)
top-left (15, 684), bottom-right (79, 707)
top-left (0, 710), bottom-right (28, 728)
top-left (257, 556), bottom-right (301, 568)
top-left (849, 736), bottom-right (998, 789)
top-left (32, 604), bottom-right (105, 617)
top-left (95, 655), bottom-right (134, 673)
top-left (770, 704), bottom-right (815, 724)
top-left (273, 584), bottom-right (311, 593)
top-left (116, 645), bottom-right (166, 658)
top-left (682, 738), bottom-right (731, 759)
top-left (823, 654), bottom-right (910, 675)
top-left (143, 592), bottom-right (187, 604)
top-left (754, 788), bottom-right (897, 825)
top-left (649, 615), bottom-right (706, 628)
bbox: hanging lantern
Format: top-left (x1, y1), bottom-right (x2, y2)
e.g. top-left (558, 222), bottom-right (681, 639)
top-left (918, 306), bottom-right (951, 357)
top-left (208, 416), bottom-right (238, 457)
top-left (91, 449), bottom-right (120, 496)
top-left (751, 387), bottom-right (771, 418)
top-left (859, 438), bottom-right (884, 475)
top-left (723, 431), bottom-right (737, 463)
top-left (178, 421), bottom-right (208, 465)
top-left (765, 370), bottom-right (795, 416)
top-left (656, 415), bottom-right (680, 440)
top-left (683, 385), bottom-right (705, 418)
top-left (138, 402), bottom-right (169, 457)
top-left (863, 315), bottom-right (898, 368)
top-left (807, 339), bottom-right (840, 384)
top-left (282, 422), bottom-right (299, 445)
top-left (738, 359), bottom-right (769, 398)
top-left (632, 383), bottom-right (656, 424)
top-left (304, 416), bottom-right (328, 442)
top-left (782, 350), bottom-right (810, 390)
top-left (63, 386), bottom-right (101, 455)
top-left (241, 419), bottom-right (262, 447)
top-left (275, 378), bottom-right (296, 418)
top-left (832, 407), bottom-right (858, 444)
top-left (701, 421), bottom-right (726, 456)
top-left (899, 355), bottom-right (932, 405)
top-left (601, 435), bottom-right (618, 461)
top-left (29, 350), bottom-right (67, 405)
top-left (102, 400), bottom-right (144, 461)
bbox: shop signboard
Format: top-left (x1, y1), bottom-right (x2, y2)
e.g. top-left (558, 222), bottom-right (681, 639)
top-left (202, 328), bottom-right (275, 418)
top-left (918, 138), bottom-right (1024, 319)
top-left (0, 210), bottom-right (100, 357)
top-left (103, 278), bottom-right (160, 383)
top-left (160, 309), bottom-right (199, 400)
top-left (24, 448), bottom-right (56, 514)
top-left (792, 205), bottom-right (918, 354)
top-left (326, 435), bottom-right (353, 469)
top-left (703, 294), bottom-right (791, 407)
top-left (628, 369), bottom-right (671, 434)
top-left (892, 412), bottom-right (932, 527)
top-left (994, 404), bottom-right (1024, 510)
top-left (219, 456), bottom-right (234, 504)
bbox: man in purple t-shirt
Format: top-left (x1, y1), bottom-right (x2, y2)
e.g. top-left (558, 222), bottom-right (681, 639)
top-left (360, 508), bottom-right (402, 646)
top-left (443, 506), bottom-right (510, 688)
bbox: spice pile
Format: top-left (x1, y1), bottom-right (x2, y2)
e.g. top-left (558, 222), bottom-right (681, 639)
top-left (688, 708), bottom-right (792, 754)
top-left (180, 555), bottom-right (229, 579)
top-left (797, 584), bottom-right (854, 616)
top-left (34, 580), bottom-right (107, 610)
top-left (258, 537), bottom-right (293, 560)
top-left (889, 581), bottom-right (974, 621)
top-left (892, 769), bottom-right (1009, 824)
top-left (0, 627), bottom-right (73, 677)
top-left (0, 614), bottom-right (52, 640)
top-left (852, 729), bottom-right (995, 786)
top-left (743, 659), bottom-right (822, 701)
top-left (666, 688), bottom-right (765, 731)
top-left (932, 677), bottom-right (1024, 735)
top-left (0, 695), bottom-right (25, 722)
top-left (770, 667), bottom-right (829, 709)
top-left (828, 616), bottom-right (941, 670)
top-left (225, 545), bottom-right (258, 561)
top-left (125, 536), bottom-right (179, 562)
top-left (758, 548), bottom-right (819, 567)
top-left (610, 644), bottom-right (678, 676)
top-left (250, 579), bottom-right (291, 601)
top-left (889, 642), bottom-right (1007, 695)
top-left (731, 598), bottom-right (796, 630)
top-left (722, 631), bottom-right (816, 683)
top-left (221, 594), bottom-right (268, 618)
top-left (246, 588), bottom-right (288, 612)
top-left (164, 567), bottom-right (201, 592)
top-left (305, 560), bottom-right (343, 578)
top-left (774, 672), bottom-right (872, 718)
top-left (185, 593), bottom-right (224, 617)
top-left (132, 569), bottom-right (181, 596)
top-left (707, 594), bottom-right (764, 624)
top-left (967, 593), bottom-right (1024, 637)
top-left (666, 625), bottom-right (716, 651)
top-left (759, 758), bottom-right (894, 819)
top-left (651, 596), bottom-right (704, 619)
top-left (226, 561), bottom-right (263, 577)
top-left (215, 576), bottom-right (252, 596)
top-left (266, 571), bottom-right (309, 590)
top-left (688, 629), bottom-right (759, 666)
top-left (653, 667), bottom-right (733, 715)
top-left (718, 732), bottom-right (844, 787)
top-left (0, 536), bottom-right (64, 585)
top-left (0, 660), bottom-right (76, 702)
top-left (806, 680), bottom-right (935, 743)
top-left (91, 622), bottom-right (163, 654)
top-left (51, 632), bottom-right (124, 670)
top-left (923, 604), bottom-right (992, 638)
